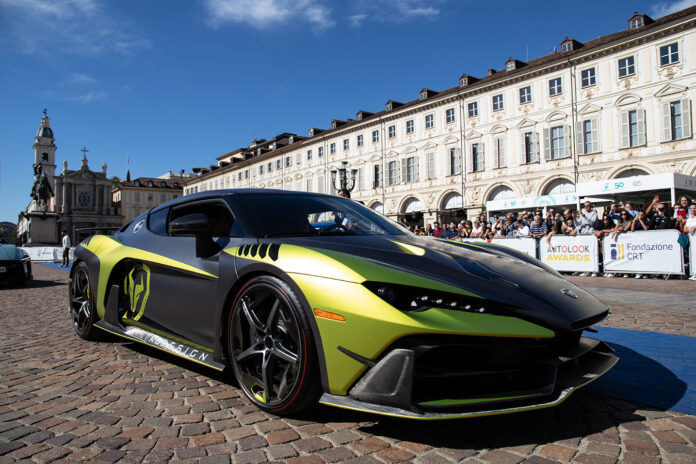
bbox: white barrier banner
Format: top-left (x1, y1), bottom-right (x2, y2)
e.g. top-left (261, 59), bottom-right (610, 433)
top-left (539, 235), bottom-right (599, 273)
top-left (20, 247), bottom-right (57, 262)
top-left (490, 238), bottom-right (537, 258)
top-left (690, 234), bottom-right (696, 277)
top-left (602, 230), bottom-right (683, 275)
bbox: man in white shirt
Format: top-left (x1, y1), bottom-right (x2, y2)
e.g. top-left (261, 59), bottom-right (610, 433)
top-left (61, 230), bottom-right (71, 267)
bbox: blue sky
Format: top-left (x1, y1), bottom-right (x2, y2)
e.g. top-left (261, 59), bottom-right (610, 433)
top-left (1, 0), bottom-right (694, 223)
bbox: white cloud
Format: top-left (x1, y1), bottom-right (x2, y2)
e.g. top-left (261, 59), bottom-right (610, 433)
top-left (69, 91), bottom-right (107, 103)
top-left (0, 0), bottom-right (150, 56)
top-left (348, 0), bottom-right (442, 27)
top-left (204, 0), bottom-right (334, 30)
top-left (650, 0), bottom-right (696, 17)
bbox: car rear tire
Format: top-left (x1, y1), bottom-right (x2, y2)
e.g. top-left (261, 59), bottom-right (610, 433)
top-left (69, 262), bottom-right (102, 341)
top-left (228, 275), bottom-right (321, 415)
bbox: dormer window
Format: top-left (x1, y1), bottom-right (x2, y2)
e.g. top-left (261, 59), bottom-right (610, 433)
top-left (459, 76), bottom-right (468, 87)
top-left (289, 136), bottom-right (294, 144)
top-left (630, 16), bottom-right (643, 29)
top-left (505, 60), bottom-right (515, 71)
top-left (309, 128), bottom-right (314, 137)
top-left (420, 90), bottom-right (427, 100)
top-left (147, 180), bottom-right (153, 187)
top-left (134, 180), bottom-right (140, 187)
top-left (160, 181), bottom-right (166, 188)
top-left (331, 121), bottom-right (337, 129)
top-left (173, 182), bottom-right (179, 188)
top-left (256, 148), bottom-right (261, 156)
top-left (386, 102), bottom-right (393, 111)
top-left (271, 142), bottom-right (277, 150)
top-left (561, 41), bottom-right (572, 52)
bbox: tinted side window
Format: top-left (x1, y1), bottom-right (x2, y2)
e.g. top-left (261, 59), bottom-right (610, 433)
top-left (148, 208), bottom-right (169, 236)
top-left (170, 200), bottom-right (238, 237)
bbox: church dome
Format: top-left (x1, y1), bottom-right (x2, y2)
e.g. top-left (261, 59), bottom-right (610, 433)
top-left (37, 126), bottom-right (54, 138)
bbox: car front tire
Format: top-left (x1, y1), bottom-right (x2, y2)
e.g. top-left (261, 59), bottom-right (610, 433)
top-left (69, 262), bottom-right (101, 341)
top-left (228, 275), bottom-right (321, 415)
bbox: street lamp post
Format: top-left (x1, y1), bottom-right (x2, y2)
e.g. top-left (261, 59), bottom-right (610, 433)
top-left (330, 161), bottom-right (357, 193)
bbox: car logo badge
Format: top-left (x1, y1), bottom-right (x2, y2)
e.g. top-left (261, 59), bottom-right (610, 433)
top-left (560, 288), bottom-right (578, 299)
top-left (133, 220), bottom-right (144, 233)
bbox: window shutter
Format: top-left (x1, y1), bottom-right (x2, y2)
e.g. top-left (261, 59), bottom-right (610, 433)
top-left (620, 111), bottom-right (630, 148)
top-left (518, 133), bottom-right (525, 165)
top-left (479, 143), bottom-right (485, 171)
top-left (318, 176), bottom-right (325, 194)
top-left (543, 128), bottom-right (551, 160)
top-left (500, 138), bottom-right (506, 167)
top-left (492, 139), bottom-right (499, 169)
top-left (532, 132), bottom-right (540, 162)
top-left (414, 157), bottom-right (420, 181)
top-left (357, 168), bottom-right (364, 191)
top-left (591, 118), bottom-right (600, 153)
top-left (636, 109), bottom-right (646, 146)
top-left (296, 153), bottom-right (302, 164)
top-left (466, 145), bottom-right (473, 173)
top-left (575, 122), bottom-right (584, 155)
top-left (426, 152), bottom-right (435, 179)
top-left (661, 102), bottom-right (671, 142)
top-left (681, 98), bottom-right (692, 139)
top-left (454, 147), bottom-right (461, 174)
top-left (400, 158), bottom-right (406, 183)
top-left (564, 125), bottom-right (572, 157)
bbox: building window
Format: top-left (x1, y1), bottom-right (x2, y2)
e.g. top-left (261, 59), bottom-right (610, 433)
top-left (505, 61), bottom-right (515, 71)
top-left (492, 94), bottom-right (504, 111)
top-left (318, 146), bottom-right (324, 157)
top-left (426, 152), bottom-right (436, 179)
top-left (388, 125), bottom-right (396, 138)
top-left (471, 143), bottom-right (483, 172)
top-left (372, 130), bottom-right (379, 143)
top-left (493, 137), bottom-right (506, 168)
top-left (330, 143), bottom-right (336, 154)
top-left (318, 176), bottom-right (324, 194)
top-left (561, 41), bottom-right (572, 52)
top-left (244, 170), bottom-right (249, 179)
top-left (357, 134), bottom-right (364, 147)
top-left (660, 42), bottom-right (679, 66)
top-left (549, 77), bottom-right (562, 96)
top-left (343, 139), bottom-right (349, 151)
top-left (373, 164), bottom-right (382, 188)
top-left (306, 178), bottom-right (313, 192)
top-left (446, 108), bottom-right (455, 124)
top-left (468, 102), bottom-right (478, 117)
top-left (295, 152), bottom-right (302, 165)
top-left (285, 157), bottom-right (291, 167)
top-left (259, 165), bottom-right (265, 174)
top-left (620, 109), bottom-right (646, 148)
top-left (449, 147), bottom-right (461, 175)
top-left (405, 156), bottom-right (418, 182)
top-left (523, 131), bottom-right (538, 163)
top-left (276, 160), bottom-right (281, 170)
top-left (618, 56), bottom-right (635, 77)
top-left (550, 126), bottom-right (565, 159)
top-left (662, 99), bottom-right (692, 141)
top-left (577, 119), bottom-right (600, 154)
top-left (425, 114), bottom-right (434, 129)
top-left (519, 86), bottom-right (531, 104)
top-left (406, 120), bottom-right (414, 134)
top-left (581, 68), bottom-right (596, 87)
top-left (307, 149), bottom-right (313, 160)
top-left (629, 17), bottom-right (643, 30)
top-left (387, 161), bottom-right (398, 185)
top-left (268, 162), bottom-right (273, 172)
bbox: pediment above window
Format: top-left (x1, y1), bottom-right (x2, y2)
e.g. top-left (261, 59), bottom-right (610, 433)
top-left (422, 140), bottom-right (440, 149)
top-left (578, 103), bottom-right (602, 116)
top-left (403, 146), bottom-right (417, 154)
top-left (615, 93), bottom-right (641, 107)
top-left (516, 118), bottom-right (536, 129)
top-left (490, 124), bottom-right (508, 134)
top-left (654, 83), bottom-right (687, 99)
top-left (546, 110), bottom-right (567, 122)
top-left (467, 130), bottom-right (482, 140)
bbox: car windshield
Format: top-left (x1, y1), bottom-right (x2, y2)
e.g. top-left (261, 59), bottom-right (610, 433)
top-left (236, 193), bottom-right (406, 237)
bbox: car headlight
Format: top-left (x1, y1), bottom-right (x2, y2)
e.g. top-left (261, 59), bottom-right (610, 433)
top-left (363, 281), bottom-right (490, 314)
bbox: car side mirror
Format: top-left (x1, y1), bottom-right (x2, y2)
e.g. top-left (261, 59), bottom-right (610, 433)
top-left (168, 214), bottom-right (219, 257)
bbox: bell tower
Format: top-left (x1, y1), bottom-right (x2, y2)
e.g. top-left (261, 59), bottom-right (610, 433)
top-left (33, 109), bottom-right (57, 195)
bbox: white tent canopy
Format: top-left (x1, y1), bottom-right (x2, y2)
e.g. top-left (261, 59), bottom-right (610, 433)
top-left (576, 173), bottom-right (696, 206)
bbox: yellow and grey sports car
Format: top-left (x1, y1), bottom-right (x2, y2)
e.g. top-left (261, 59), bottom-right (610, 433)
top-left (70, 190), bottom-right (617, 419)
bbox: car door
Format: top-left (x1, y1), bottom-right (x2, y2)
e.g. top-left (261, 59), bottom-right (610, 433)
top-left (126, 197), bottom-right (240, 349)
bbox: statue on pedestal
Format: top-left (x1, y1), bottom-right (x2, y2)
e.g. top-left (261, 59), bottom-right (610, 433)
top-left (31, 162), bottom-right (54, 212)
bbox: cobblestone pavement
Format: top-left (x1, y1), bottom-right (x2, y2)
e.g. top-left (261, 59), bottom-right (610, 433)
top-left (1, 266), bottom-right (694, 464)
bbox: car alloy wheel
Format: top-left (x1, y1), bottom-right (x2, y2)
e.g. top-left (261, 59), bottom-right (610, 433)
top-left (69, 262), bottom-right (100, 340)
top-left (229, 275), bottom-right (318, 414)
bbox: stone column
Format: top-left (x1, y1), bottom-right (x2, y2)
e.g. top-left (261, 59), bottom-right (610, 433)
top-left (63, 182), bottom-right (71, 213)
top-left (54, 177), bottom-right (63, 213)
top-left (104, 184), bottom-right (111, 215)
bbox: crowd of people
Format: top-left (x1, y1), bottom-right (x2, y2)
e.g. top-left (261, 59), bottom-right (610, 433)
top-left (404, 195), bottom-right (696, 279)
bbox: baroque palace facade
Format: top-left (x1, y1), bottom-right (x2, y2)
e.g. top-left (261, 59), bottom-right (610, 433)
top-left (184, 7), bottom-right (696, 226)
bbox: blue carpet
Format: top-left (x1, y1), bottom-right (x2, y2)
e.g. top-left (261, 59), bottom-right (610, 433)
top-left (40, 263), bottom-right (71, 271)
top-left (588, 326), bottom-right (694, 414)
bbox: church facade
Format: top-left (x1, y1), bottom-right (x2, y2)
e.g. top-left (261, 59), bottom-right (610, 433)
top-left (17, 113), bottom-right (121, 246)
